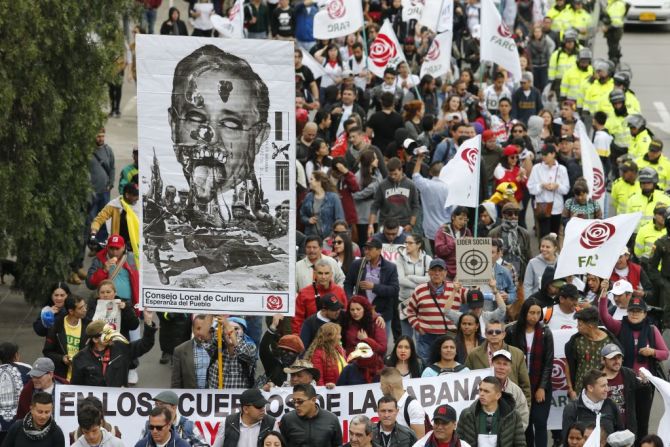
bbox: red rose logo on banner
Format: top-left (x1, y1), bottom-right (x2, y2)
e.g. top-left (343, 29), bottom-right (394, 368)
top-left (369, 34), bottom-right (397, 68)
top-left (327, 0), bottom-right (346, 19)
top-left (425, 40), bottom-right (440, 61)
top-left (497, 22), bottom-right (512, 38)
top-left (266, 295), bottom-right (283, 310)
top-left (461, 147), bottom-right (478, 173)
top-left (551, 358), bottom-right (568, 390)
top-left (592, 168), bottom-right (605, 200)
top-left (579, 221), bottom-right (616, 249)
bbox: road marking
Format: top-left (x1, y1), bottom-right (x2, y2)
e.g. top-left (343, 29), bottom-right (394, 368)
top-left (649, 101), bottom-right (670, 134)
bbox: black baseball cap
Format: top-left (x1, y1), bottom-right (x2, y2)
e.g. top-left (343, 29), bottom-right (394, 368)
top-left (321, 293), bottom-right (343, 311)
top-left (627, 297), bottom-right (648, 312)
top-left (559, 284), bottom-right (580, 300)
top-left (240, 388), bottom-right (268, 407)
top-left (467, 290), bottom-right (484, 308)
top-left (364, 239), bottom-right (383, 250)
top-left (433, 404), bottom-right (457, 423)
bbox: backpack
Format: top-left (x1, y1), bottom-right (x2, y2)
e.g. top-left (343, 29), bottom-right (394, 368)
top-left (403, 395), bottom-right (433, 433)
top-left (0, 364), bottom-right (23, 430)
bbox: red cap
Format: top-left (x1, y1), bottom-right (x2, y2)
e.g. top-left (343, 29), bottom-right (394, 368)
top-left (107, 235), bottom-right (125, 248)
top-left (482, 129), bottom-right (495, 142)
top-left (503, 145), bottom-right (519, 156)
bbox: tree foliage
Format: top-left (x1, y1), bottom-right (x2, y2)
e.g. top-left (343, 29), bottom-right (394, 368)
top-left (0, 0), bottom-right (134, 303)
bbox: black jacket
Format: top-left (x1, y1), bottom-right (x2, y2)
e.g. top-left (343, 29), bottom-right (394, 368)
top-left (279, 408), bottom-right (342, 447)
top-left (70, 322), bottom-right (156, 387)
top-left (456, 392), bottom-right (526, 446)
top-left (2, 418), bottom-right (65, 447)
top-left (344, 257), bottom-right (399, 321)
top-left (372, 422), bottom-right (417, 447)
top-left (259, 328), bottom-right (288, 386)
top-left (609, 366), bottom-right (641, 434)
top-left (561, 393), bottom-right (623, 443)
top-left (505, 324), bottom-right (554, 393)
top-left (220, 413), bottom-right (275, 447)
top-left (42, 315), bottom-right (90, 378)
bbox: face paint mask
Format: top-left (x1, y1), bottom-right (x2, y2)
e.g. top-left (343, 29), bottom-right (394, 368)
top-left (278, 350), bottom-right (299, 367)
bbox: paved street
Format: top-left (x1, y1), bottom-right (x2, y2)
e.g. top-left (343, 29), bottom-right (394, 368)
top-left (0, 10), bottom-right (669, 441)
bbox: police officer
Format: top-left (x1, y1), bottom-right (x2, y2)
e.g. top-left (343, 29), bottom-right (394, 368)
top-left (627, 114), bottom-right (655, 160)
top-left (602, 0), bottom-right (626, 65)
top-left (548, 0), bottom-right (576, 33)
top-left (583, 59), bottom-right (614, 114)
top-left (613, 71), bottom-right (641, 113)
top-left (647, 208), bottom-right (670, 329)
top-left (561, 48), bottom-right (592, 103)
top-left (636, 139), bottom-right (669, 190)
top-left (611, 160), bottom-right (640, 215)
top-left (605, 90), bottom-right (632, 162)
top-left (549, 29), bottom-right (579, 95)
top-left (635, 205), bottom-right (667, 263)
top-left (627, 167), bottom-right (670, 232)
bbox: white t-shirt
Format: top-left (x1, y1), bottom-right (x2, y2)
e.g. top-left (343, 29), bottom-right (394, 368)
top-left (525, 331), bottom-right (535, 370)
top-left (397, 392), bottom-right (425, 429)
top-left (193, 3), bottom-right (214, 30)
top-left (612, 307), bottom-right (628, 321)
top-left (546, 304), bottom-right (576, 330)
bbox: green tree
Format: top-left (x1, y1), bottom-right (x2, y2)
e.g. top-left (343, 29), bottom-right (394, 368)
top-left (0, 1), bottom-right (134, 303)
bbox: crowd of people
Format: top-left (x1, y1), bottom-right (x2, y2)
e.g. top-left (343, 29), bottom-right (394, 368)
top-left (1, 0), bottom-right (670, 446)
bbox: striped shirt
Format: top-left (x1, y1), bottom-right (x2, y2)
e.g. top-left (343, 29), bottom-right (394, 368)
top-left (405, 282), bottom-right (465, 333)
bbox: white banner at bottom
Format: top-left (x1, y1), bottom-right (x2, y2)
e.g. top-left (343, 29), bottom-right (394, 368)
top-left (548, 328), bottom-right (578, 430)
top-left (55, 368), bottom-right (490, 446)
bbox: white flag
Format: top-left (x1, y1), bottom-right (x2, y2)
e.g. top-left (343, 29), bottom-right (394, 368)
top-left (554, 213), bottom-right (642, 279)
top-left (211, 0), bottom-right (245, 39)
top-left (640, 368), bottom-right (670, 445)
top-left (420, 31), bottom-right (453, 79)
top-left (480, 0), bottom-right (522, 81)
top-left (300, 48), bottom-right (329, 80)
top-left (402, 0), bottom-right (425, 22)
top-left (313, 0), bottom-right (364, 39)
top-left (439, 135), bottom-right (481, 208)
top-left (420, 0), bottom-right (453, 33)
top-left (368, 21), bottom-right (407, 78)
top-left (578, 123), bottom-right (606, 213)
top-left (583, 414), bottom-right (601, 447)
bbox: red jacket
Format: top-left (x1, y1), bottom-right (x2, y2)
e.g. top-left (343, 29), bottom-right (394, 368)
top-left (87, 248), bottom-right (140, 309)
top-left (342, 317), bottom-right (387, 357)
top-left (292, 282), bottom-right (347, 334)
top-left (311, 345), bottom-right (347, 385)
top-left (434, 225), bottom-right (473, 279)
top-left (336, 171), bottom-right (360, 226)
top-left (610, 260), bottom-right (642, 290)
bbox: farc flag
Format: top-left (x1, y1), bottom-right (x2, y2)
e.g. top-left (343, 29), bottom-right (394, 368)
top-left (402, 0), bottom-right (424, 22)
top-left (420, 0), bottom-right (454, 33)
top-left (577, 122), bottom-right (606, 213)
top-left (420, 31), bottom-right (453, 79)
top-left (211, 0), bottom-right (244, 38)
top-left (313, 0), bottom-right (364, 39)
top-left (640, 368), bottom-right (670, 444)
top-left (439, 134), bottom-right (481, 208)
top-left (367, 21), bottom-right (406, 78)
top-left (481, 0), bottom-right (522, 81)
top-left (554, 213), bottom-right (642, 279)
top-left (299, 48), bottom-right (329, 80)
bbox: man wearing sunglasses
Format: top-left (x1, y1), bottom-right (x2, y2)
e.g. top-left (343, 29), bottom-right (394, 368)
top-left (465, 320), bottom-right (532, 406)
top-left (280, 383), bottom-right (342, 447)
top-left (212, 388), bottom-right (278, 447)
top-left (144, 391), bottom-right (208, 447)
top-left (136, 406), bottom-right (189, 447)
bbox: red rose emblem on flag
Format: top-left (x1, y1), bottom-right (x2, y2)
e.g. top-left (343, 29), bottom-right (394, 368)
top-left (552, 358), bottom-right (568, 390)
top-left (425, 40), bottom-right (440, 61)
top-left (461, 147), bottom-right (478, 173)
top-left (327, 0), bottom-right (346, 19)
top-left (592, 168), bottom-right (605, 200)
top-left (369, 34), bottom-right (397, 68)
top-left (497, 23), bottom-right (512, 38)
top-left (266, 295), bottom-right (283, 310)
top-left (580, 221), bottom-right (616, 249)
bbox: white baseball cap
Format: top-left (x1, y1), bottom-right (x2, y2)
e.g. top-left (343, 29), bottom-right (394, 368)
top-left (610, 279), bottom-right (633, 295)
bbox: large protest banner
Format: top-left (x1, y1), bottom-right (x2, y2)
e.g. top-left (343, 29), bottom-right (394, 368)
top-left (548, 328), bottom-right (578, 429)
top-left (136, 36), bottom-right (296, 315)
top-left (55, 369), bottom-right (490, 446)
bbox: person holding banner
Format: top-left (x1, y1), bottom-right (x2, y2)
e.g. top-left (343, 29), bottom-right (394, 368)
top-left (421, 334), bottom-right (468, 377)
top-left (1, 391), bottom-right (65, 447)
top-left (414, 404), bottom-right (470, 447)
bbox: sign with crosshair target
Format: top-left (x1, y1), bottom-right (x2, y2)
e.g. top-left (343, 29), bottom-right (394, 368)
top-left (456, 238), bottom-right (493, 286)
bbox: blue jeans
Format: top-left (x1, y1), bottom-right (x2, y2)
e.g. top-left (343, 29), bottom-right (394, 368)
top-left (400, 319), bottom-right (415, 339)
top-left (417, 333), bottom-right (439, 363)
top-left (526, 394), bottom-right (551, 447)
top-left (143, 8), bottom-right (158, 34)
top-left (86, 191), bottom-right (110, 243)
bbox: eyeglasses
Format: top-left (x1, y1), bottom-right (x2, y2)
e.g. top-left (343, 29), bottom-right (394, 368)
top-left (486, 329), bottom-right (503, 335)
top-left (148, 424), bottom-right (168, 431)
top-left (333, 240), bottom-right (344, 245)
top-left (293, 399), bottom-right (308, 406)
top-left (503, 211), bottom-right (519, 217)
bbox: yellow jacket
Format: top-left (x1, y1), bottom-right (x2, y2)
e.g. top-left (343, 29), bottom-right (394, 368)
top-left (629, 129), bottom-right (654, 159)
top-left (605, 113), bottom-right (632, 149)
top-left (627, 190), bottom-right (670, 230)
top-left (597, 90), bottom-right (641, 116)
top-left (606, 0), bottom-right (626, 27)
top-left (561, 65), bottom-right (593, 101)
top-left (636, 155), bottom-right (670, 190)
top-left (583, 78), bottom-right (613, 113)
top-left (548, 6), bottom-right (576, 33)
top-left (549, 50), bottom-right (577, 81)
top-left (611, 178), bottom-right (640, 214)
top-left (635, 221), bottom-right (666, 260)
top-left (571, 9), bottom-right (592, 39)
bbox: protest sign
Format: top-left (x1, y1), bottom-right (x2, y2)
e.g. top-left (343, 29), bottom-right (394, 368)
top-left (456, 238), bottom-right (492, 287)
top-left (91, 300), bottom-right (122, 330)
top-left (55, 369), bottom-right (490, 445)
top-left (136, 36), bottom-right (296, 315)
top-left (548, 328), bottom-right (578, 429)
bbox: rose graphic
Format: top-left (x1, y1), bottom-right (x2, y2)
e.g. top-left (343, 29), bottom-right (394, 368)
top-left (266, 295), bottom-right (283, 311)
top-left (460, 147), bottom-right (478, 173)
top-left (579, 221), bottom-right (616, 249)
top-left (425, 40), bottom-right (440, 61)
top-left (592, 168), bottom-right (605, 200)
top-left (369, 34), bottom-right (397, 68)
top-left (497, 23), bottom-right (512, 38)
top-left (327, 0), bottom-right (346, 19)
top-left (551, 358), bottom-right (568, 390)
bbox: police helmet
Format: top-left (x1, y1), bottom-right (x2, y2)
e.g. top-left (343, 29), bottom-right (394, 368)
top-left (593, 59), bottom-right (610, 73)
top-left (578, 48), bottom-right (593, 61)
top-left (609, 89), bottom-right (626, 104)
top-left (563, 29), bottom-right (578, 43)
top-left (625, 114), bottom-right (646, 129)
top-left (613, 71), bottom-right (631, 89)
top-left (638, 167), bottom-right (659, 184)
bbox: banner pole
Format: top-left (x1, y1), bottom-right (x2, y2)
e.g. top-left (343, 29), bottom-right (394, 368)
top-left (413, 85), bottom-right (423, 102)
top-left (217, 323), bottom-right (223, 389)
top-left (361, 25), bottom-right (370, 71)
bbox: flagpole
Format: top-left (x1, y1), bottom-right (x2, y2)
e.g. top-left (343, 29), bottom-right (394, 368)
top-left (361, 25), bottom-right (370, 71)
top-left (474, 136), bottom-right (483, 238)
